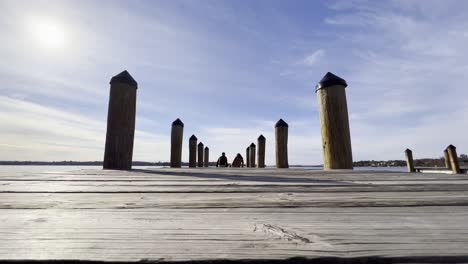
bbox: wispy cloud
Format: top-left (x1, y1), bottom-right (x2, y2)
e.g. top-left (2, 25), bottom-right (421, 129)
top-left (300, 49), bottom-right (325, 66)
top-left (321, 0), bottom-right (468, 159)
top-left (0, 96), bottom-right (168, 161)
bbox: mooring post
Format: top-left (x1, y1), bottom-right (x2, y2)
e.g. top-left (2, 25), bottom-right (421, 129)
top-left (198, 142), bottom-right (204, 167)
top-left (447, 145), bottom-right (461, 174)
top-left (249, 143), bottom-right (256, 168)
top-left (444, 148), bottom-right (452, 170)
top-left (246, 146), bottom-right (250, 168)
top-left (316, 72), bottom-right (353, 170)
top-left (405, 149), bottom-right (415, 173)
top-left (257, 135), bottom-right (266, 168)
top-left (275, 119), bottom-right (289, 168)
top-left (189, 135), bottom-right (197, 168)
top-left (170, 118), bottom-right (184, 168)
top-left (103, 70), bottom-right (137, 170)
top-left (204, 146), bottom-right (209, 167)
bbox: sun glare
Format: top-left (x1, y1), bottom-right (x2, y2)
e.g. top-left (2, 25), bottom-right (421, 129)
top-left (30, 18), bottom-right (66, 50)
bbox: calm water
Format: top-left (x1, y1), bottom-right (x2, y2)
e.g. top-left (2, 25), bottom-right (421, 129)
top-left (0, 165), bottom-right (407, 173)
top-left (0, 165), bottom-right (164, 173)
top-left (289, 166), bottom-right (407, 172)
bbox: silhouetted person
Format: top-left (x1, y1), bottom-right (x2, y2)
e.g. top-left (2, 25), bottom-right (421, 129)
top-left (216, 152), bottom-right (228, 167)
top-left (232, 153), bottom-right (244, 168)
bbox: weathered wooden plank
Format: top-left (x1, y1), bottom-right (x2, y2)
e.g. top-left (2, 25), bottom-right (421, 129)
top-left (2, 181), bottom-right (468, 193)
top-left (2, 168), bottom-right (468, 181)
top-left (0, 207), bottom-right (467, 261)
top-left (1, 191), bottom-right (468, 209)
top-left (0, 168), bottom-right (467, 262)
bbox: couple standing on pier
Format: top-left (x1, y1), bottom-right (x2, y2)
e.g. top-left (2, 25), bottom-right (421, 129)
top-left (216, 152), bottom-right (245, 168)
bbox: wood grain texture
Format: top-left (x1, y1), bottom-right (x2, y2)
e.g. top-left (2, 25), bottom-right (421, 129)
top-left (249, 144), bottom-right (256, 168)
top-left (103, 82), bottom-right (137, 170)
top-left (204, 147), bottom-right (209, 167)
top-left (246, 147), bottom-right (250, 168)
top-left (444, 149), bottom-right (451, 169)
top-left (1, 168), bottom-right (468, 262)
top-left (447, 145), bottom-right (461, 174)
top-left (275, 127), bottom-right (288, 168)
top-left (170, 125), bottom-right (183, 168)
top-left (198, 143), bottom-right (204, 168)
top-left (189, 138), bottom-right (197, 168)
top-left (257, 137), bottom-right (266, 168)
top-left (405, 149), bottom-right (415, 172)
top-left (317, 85), bottom-right (353, 170)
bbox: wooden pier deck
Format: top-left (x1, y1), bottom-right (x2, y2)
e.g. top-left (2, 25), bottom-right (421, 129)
top-left (1, 167), bottom-right (468, 263)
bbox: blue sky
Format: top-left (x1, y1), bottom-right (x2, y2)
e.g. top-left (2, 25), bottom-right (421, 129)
top-left (1, 0), bottom-right (468, 164)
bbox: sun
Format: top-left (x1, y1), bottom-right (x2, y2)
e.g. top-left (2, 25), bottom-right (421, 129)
top-left (30, 18), bottom-right (66, 50)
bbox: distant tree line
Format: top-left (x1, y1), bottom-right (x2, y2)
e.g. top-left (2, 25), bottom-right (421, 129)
top-left (1, 154), bottom-right (467, 167)
top-left (354, 154), bottom-right (468, 167)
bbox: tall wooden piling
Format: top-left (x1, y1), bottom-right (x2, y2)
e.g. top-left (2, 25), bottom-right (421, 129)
top-left (257, 135), bottom-right (266, 168)
top-left (405, 149), bottom-right (415, 173)
top-left (275, 119), bottom-right (289, 168)
top-left (198, 142), bottom-right (204, 167)
top-left (189, 135), bottom-right (197, 168)
top-left (316, 72), bottom-right (353, 170)
top-left (249, 143), bottom-right (256, 168)
top-left (444, 148), bottom-right (452, 170)
top-left (103, 70), bottom-right (137, 170)
top-left (246, 147), bottom-right (250, 168)
top-left (204, 147), bottom-right (209, 167)
top-left (447, 145), bottom-right (461, 174)
top-left (170, 118), bottom-right (184, 168)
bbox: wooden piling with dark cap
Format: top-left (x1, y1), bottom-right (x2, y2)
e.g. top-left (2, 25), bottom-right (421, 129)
top-left (249, 143), bottom-right (256, 168)
top-left (103, 70), bottom-right (137, 170)
top-left (405, 149), bottom-right (415, 173)
top-left (316, 72), bottom-right (353, 170)
top-left (246, 147), bottom-right (250, 168)
top-left (257, 135), bottom-right (266, 168)
top-left (444, 148), bottom-right (452, 170)
top-left (447, 145), bottom-right (461, 174)
top-left (170, 118), bottom-right (184, 168)
top-left (204, 147), bottom-right (209, 167)
top-left (275, 119), bottom-right (289, 168)
top-left (189, 135), bottom-right (197, 168)
top-left (197, 142), bottom-right (204, 167)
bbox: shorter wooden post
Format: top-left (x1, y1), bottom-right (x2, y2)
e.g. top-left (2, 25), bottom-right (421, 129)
top-left (189, 135), bottom-right (197, 168)
top-left (198, 142), bottom-right (204, 167)
top-left (444, 148), bottom-right (451, 170)
top-left (204, 147), bottom-right (209, 167)
top-left (257, 135), bottom-right (266, 168)
top-left (249, 143), bottom-right (256, 168)
top-left (275, 119), bottom-right (289, 168)
top-left (405, 149), bottom-right (415, 173)
top-left (447, 145), bottom-right (461, 174)
top-left (170, 118), bottom-right (184, 168)
top-left (246, 147), bottom-right (250, 168)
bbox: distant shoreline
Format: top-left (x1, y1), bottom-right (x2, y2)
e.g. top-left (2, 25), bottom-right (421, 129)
top-left (0, 161), bottom-right (322, 167)
top-left (2, 158), bottom-right (462, 167)
top-left (0, 161), bottom-right (405, 167)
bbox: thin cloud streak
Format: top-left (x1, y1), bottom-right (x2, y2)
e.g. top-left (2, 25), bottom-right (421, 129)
top-left (301, 49), bottom-right (326, 66)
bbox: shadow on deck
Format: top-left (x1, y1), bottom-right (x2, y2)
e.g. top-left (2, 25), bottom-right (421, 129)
top-left (133, 169), bottom-right (354, 185)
